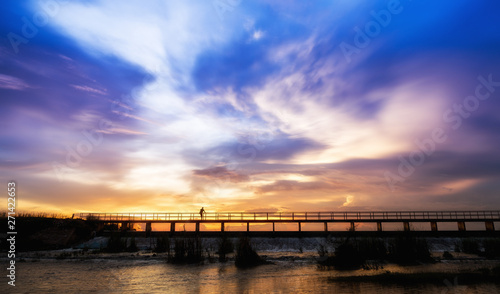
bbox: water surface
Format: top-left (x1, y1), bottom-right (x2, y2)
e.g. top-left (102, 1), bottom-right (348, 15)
top-left (6, 256), bottom-right (500, 293)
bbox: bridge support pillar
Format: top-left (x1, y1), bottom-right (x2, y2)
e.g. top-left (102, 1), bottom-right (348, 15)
top-left (170, 222), bottom-right (175, 232)
top-left (247, 222), bottom-right (250, 232)
top-left (458, 221), bottom-right (466, 231)
top-left (221, 222), bottom-right (225, 232)
top-left (196, 222), bottom-right (200, 232)
top-left (298, 222), bottom-right (301, 232)
top-left (377, 222), bottom-right (382, 232)
top-left (350, 222), bottom-right (355, 232)
top-left (146, 222), bottom-right (152, 237)
top-left (403, 222), bottom-right (410, 232)
top-left (431, 222), bottom-right (438, 231)
top-left (324, 222), bottom-right (328, 232)
top-left (272, 222), bottom-right (275, 232)
top-left (485, 221), bottom-right (495, 231)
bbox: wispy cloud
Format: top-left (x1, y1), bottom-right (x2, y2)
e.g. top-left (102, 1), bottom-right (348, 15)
top-left (97, 128), bottom-right (147, 135)
top-left (70, 84), bottom-right (107, 95)
top-left (0, 74), bottom-right (30, 90)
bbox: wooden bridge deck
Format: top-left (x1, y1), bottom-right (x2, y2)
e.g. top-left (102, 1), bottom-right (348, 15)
top-left (77, 211), bottom-right (500, 222)
top-left (76, 211), bottom-right (500, 235)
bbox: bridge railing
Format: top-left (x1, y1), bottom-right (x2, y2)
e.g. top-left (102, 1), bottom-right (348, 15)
top-left (75, 211), bottom-right (500, 222)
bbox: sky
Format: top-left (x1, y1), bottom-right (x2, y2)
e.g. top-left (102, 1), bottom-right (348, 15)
top-left (1, 0), bottom-right (500, 214)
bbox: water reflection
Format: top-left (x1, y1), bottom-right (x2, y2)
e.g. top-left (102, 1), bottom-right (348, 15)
top-left (9, 259), bottom-right (500, 293)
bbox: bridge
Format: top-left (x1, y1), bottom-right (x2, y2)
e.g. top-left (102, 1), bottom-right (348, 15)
top-left (76, 211), bottom-right (500, 237)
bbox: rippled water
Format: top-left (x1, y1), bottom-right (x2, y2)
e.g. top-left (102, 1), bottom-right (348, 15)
top-left (5, 256), bottom-right (500, 293)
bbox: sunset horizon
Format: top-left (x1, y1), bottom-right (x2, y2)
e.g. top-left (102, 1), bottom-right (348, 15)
top-left (3, 1), bottom-right (500, 293)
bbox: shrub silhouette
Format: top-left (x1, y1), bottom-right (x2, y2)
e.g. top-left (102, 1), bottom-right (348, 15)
top-left (332, 240), bottom-right (364, 269)
top-left (0, 215), bottom-right (95, 251)
top-left (317, 237), bottom-right (387, 269)
top-left (235, 237), bottom-right (264, 268)
top-left (105, 233), bottom-right (126, 252)
top-left (126, 237), bottom-right (138, 252)
top-left (185, 237), bottom-right (203, 263)
top-left (387, 237), bottom-right (432, 264)
top-left (217, 236), bottom-right (234, 262)
top-left (154, 234), bottom-right (170, 254)
top-left (357, 238), bottom-right (387, 260)
top-left (172, 239), bottom-right (186, 262)
top-left (170, 238), bottom-right (203, 264)
top-left (461, 238), bottom-right (480, 254)
top-left (483, 238), bottom-right (500, 259)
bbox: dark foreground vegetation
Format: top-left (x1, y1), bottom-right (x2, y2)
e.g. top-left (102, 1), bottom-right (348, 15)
top-left (317, 236), bottom-right (433, 269)
top-left (171, 237), bottom-right (203, 264)
top-left (0, 212), bottom-right (267, 267)
top-left (0, 214), bottom-right (95, 251)
top-left (235, 237), bottom-right (266, 268)
top-left (2, 213), bottom-right (499, 272)
top-left (217, 235), bottom-right (234, 262)
top-left (101, 233), bottom-right (265, 267)
top-left (317, 236), bottom-right (500, 270)
top-left (104, 233), bottom-right (138, 253)
top-left (456, 237), bottom-right (500, 259)
top-left (103, 234), bottom-right (205, 264)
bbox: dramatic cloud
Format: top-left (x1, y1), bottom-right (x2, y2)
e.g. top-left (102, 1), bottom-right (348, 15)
top-left (1, 0), bottom-right (500, 213)
top-left (193, 166), bottom-right (250, 183)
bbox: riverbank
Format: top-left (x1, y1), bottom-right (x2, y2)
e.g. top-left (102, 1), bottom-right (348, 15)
top-left (5, 235), bottom-right (500, 262)
top-left (4, 233), bottom-right (500, 292)
top-left (8, 242), bottom-right (500, 274)
top-left (3, 252), bottom-right (500, 293)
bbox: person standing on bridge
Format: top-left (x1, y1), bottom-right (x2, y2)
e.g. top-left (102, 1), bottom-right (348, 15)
top-left (200, 207), bottom-right (205, 220)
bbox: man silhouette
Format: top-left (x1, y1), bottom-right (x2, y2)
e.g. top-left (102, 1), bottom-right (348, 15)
top-left (200, 207), bottom-right (205, 220)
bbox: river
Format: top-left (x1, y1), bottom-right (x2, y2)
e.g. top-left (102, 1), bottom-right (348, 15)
top-left (5, 252), bottom-right (500, 293)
